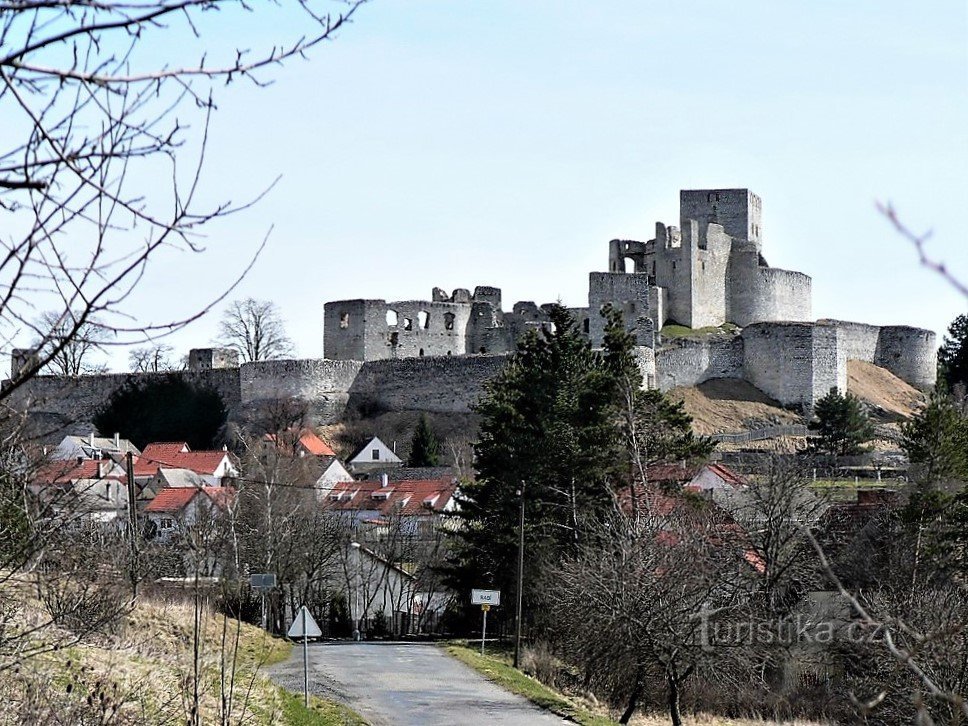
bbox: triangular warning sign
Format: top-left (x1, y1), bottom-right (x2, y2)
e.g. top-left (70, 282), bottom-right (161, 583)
top-left (287, 605), bottom-right (322, 639)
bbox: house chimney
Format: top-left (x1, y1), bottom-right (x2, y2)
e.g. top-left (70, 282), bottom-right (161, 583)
top-left (89, 432), bottom-right (95, 447)
top-left (114, 433), bottom-right (120, 449)
top-left (381, 473), bottom-right (389, 488)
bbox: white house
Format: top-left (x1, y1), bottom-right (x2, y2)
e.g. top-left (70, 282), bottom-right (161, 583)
top-left (348, 436), bottom-right (402, 474)
top-left (313, 457), bottom-right (354, 500)
top-left (31, 458), bottom-right (129, 525)
top-left (49, 432), bottom-right (140, 461)
top-left (143, 486), bottom-right (235, 543)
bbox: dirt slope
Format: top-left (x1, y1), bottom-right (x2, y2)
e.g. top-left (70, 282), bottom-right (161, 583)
top-left (669, 378), bottom-right (802, 435)
top-left (846, 360), bottom-right (923, 421)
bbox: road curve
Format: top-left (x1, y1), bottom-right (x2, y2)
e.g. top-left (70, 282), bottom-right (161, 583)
top-left (270, 641), bottom-right (567, 725)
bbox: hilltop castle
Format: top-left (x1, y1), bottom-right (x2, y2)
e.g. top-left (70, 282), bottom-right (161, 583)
top-left (10, 188), bottom-right (937, 430)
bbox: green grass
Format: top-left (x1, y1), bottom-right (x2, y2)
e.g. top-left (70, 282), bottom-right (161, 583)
top-left (444, 642), bottom-right (617, 726)
top-left (277, 688), bottom-right (368, 726)
top-left (661, 323), bottom-right (738, 339)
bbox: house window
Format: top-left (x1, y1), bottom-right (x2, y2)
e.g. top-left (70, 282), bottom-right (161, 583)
top-left (339, 312), bottom-right (350, 329)
top-left (371, 448), bottom-right (380, 461)
top-left (161, 517), bottom-right (174, 529)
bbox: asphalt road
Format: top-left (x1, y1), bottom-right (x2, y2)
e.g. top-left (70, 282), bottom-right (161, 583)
top-left (270, 641), bottom-right (567, 725)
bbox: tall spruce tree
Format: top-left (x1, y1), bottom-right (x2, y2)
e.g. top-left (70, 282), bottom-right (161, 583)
top-left (901, 389), bottom-right (968, 483)
top-left (408, 415), bottom-right (441, 467)
top-left (451, 305), bottom-right (711, 610)
top-left (939, 313), bottom-right (968, 393)
top-left (808, 387), bottom-right (874, 456)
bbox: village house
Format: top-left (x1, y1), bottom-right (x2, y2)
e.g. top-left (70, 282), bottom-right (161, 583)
top-left (48, 432), bottom-right (140, 461)
top-left (134, 442), bottom-right (238, 486)
top-left (348, 436), bottom-right (402, 474)
top-left (30, 458), bottom-right (128, 525)
top-left (143, 485), bottom-right (236, 543)
top-left (323, 474), bottom-right (457, 535)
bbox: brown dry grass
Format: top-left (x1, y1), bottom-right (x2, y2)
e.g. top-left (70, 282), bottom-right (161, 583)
top-left (0, 580), bottom-right (294, 725)
top-left (670, 378), bottom-right (803, 435)
top-left (846, 360), bottom-right (924, 421)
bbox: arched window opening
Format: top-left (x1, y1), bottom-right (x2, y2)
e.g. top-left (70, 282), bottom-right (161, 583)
top-left (403, 317), bottom-right (413, 331)
top-left (339, 312), bottom-right (350, 329)
top-left (444, 313), bottom-right (455, 331)
top-left (623, 257), bottom-right (635, 274)
top-left (388, 332), bottom-right (399, 346)
top-left (479, 346), bottom-right (487, 354)
top-left (419, 348), bottom-right (424, 357)
top-left (583, 318), bottom-right (590, 334)
top-left (418, 310), bottom-right (429, 329)
top-left (386, 309), bottom-right (398, 326)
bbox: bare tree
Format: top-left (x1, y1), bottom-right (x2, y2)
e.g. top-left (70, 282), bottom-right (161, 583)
top-left (216, 298), bottom-right (294, 363)
top-left (0, 1), bottom-right (363, 399)
top-left (34, 310), bottom-right (110, 376)
top-left (548, 498), bottom-right (754, 725)
top-left (128, 343), bottom-right (175, 373)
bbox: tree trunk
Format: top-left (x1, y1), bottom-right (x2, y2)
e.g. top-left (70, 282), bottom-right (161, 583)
top-left (619, 668), bottom-right (644, 724)
top-left (667, 671), bottom-right (682, 726)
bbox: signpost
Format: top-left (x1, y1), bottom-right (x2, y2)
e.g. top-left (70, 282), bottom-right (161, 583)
top-left (471, 589), bottom-right (501, 655)
top-left (250, 573), bottom-right (276, 630)
top-left (287, 605), bottom-right (322, 706)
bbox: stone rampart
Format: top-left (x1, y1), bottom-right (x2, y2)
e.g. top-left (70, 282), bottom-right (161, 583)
top-left (347, 354), bottom-right (509, 416)
top-left (655, 336), bottom-right (743, 390)
top-left (240, 359), bottom-right (364, 420)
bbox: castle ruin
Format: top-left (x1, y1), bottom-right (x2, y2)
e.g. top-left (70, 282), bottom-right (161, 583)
top-left (8, 188), bottom-right (937, 428)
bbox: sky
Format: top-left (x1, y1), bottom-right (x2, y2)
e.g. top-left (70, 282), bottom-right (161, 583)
top-left (55, 1), bottom-right (968, 368)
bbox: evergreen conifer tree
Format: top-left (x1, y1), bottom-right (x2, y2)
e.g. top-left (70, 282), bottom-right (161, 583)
top-left (808, 387), bottom-right (874, 456)
top-left (939, 313), bottom-right (968, 392)
top-left (901, 389), bottom-right (968, 483)
top-left (408, 415), bottom-right (441, 467)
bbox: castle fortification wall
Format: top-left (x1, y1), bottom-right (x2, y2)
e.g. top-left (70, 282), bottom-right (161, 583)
top-left (7, 368), bottom-right (241, 433)
top-left (240, 359), bottom-right (364, 420)
top-left (756, 268), bottom-right (812, 322)
top-left (874, 326), bottom-right (937, 390)
top-left (347, 354), bottom-right (509, 416)
top-left (655, 336), bottom-right (744, 390)
top-left (741, 323), bottom-right (839, 409)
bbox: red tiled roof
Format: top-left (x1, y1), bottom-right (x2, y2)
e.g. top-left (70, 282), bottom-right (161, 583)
top-left (135, 443), bottom-right (234, 478)
top-left (145, 486), bottom-right (235, 513)
top-left (323, 477), bottom-right (456, 516)
top-left (33, 459), bottom-right (124, 484)
top-left (264, 429), bottom-right (337, 457)
top-left (645, 463), bottom-right (745, 488)
top-left (297, 429), bottom-right (336, 457)
top-left (705, 463), bottom-right (746, 487)
top-left (144, 487), bottom-right (198, 512)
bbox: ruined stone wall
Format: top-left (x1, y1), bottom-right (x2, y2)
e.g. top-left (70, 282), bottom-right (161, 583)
top-left (240, 359), bottom-right (364, 420)
top-left (323, 299), bottom-right (388, 360)
top-left (741, 323), bottom-right (832, 409)
top-left (654, 336), bottom-right (744, 390)
top-left (347, 354), bottom-right (509, 416)
top-left (755, 268), bottom-right (812, 322)
top-left (874, 326), bottom-right (937, 390)
top-left (689, 225), bottom-right (731, 328)
top-left (679, 188), bottom-right (762, 249)
top-left (8, 368), bottom-right (242, 434)
top-left (587, 272), bottom-right (652, 347)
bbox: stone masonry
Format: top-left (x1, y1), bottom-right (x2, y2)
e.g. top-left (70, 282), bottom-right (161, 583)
top-left (6, 188), bottom-right (937, 425)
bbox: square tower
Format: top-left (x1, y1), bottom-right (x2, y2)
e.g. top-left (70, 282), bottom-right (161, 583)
top-left (679, 189), bottom-right (762, 249)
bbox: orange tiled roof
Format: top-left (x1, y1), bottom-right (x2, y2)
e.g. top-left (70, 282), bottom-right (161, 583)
top-left (323, 477), bottom-right (456, 516)
top-left (145, 486), bottom-right (235, 513)
top-left (33, 459), bottom-right (123, 484)
top-left (135, 443), bottom-right (233, 478)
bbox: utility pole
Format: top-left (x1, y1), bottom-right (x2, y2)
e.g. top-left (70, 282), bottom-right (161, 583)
top-left (513, 482), bottom-right (525, 669)
top-left (125, 450), bottom-right (139, 596)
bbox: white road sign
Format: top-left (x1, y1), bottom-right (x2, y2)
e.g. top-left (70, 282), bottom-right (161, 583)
top-left (287, 606), bottom-right (322, 639)
top-left (471, 589), bottom-right (501, 606)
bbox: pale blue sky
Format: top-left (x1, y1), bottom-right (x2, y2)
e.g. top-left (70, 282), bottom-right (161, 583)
top-left (100, 1), bottom-right (968, 365)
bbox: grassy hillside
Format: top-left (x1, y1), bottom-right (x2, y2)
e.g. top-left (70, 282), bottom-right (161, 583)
top-left (0, 580), bottom-right (363, 725)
